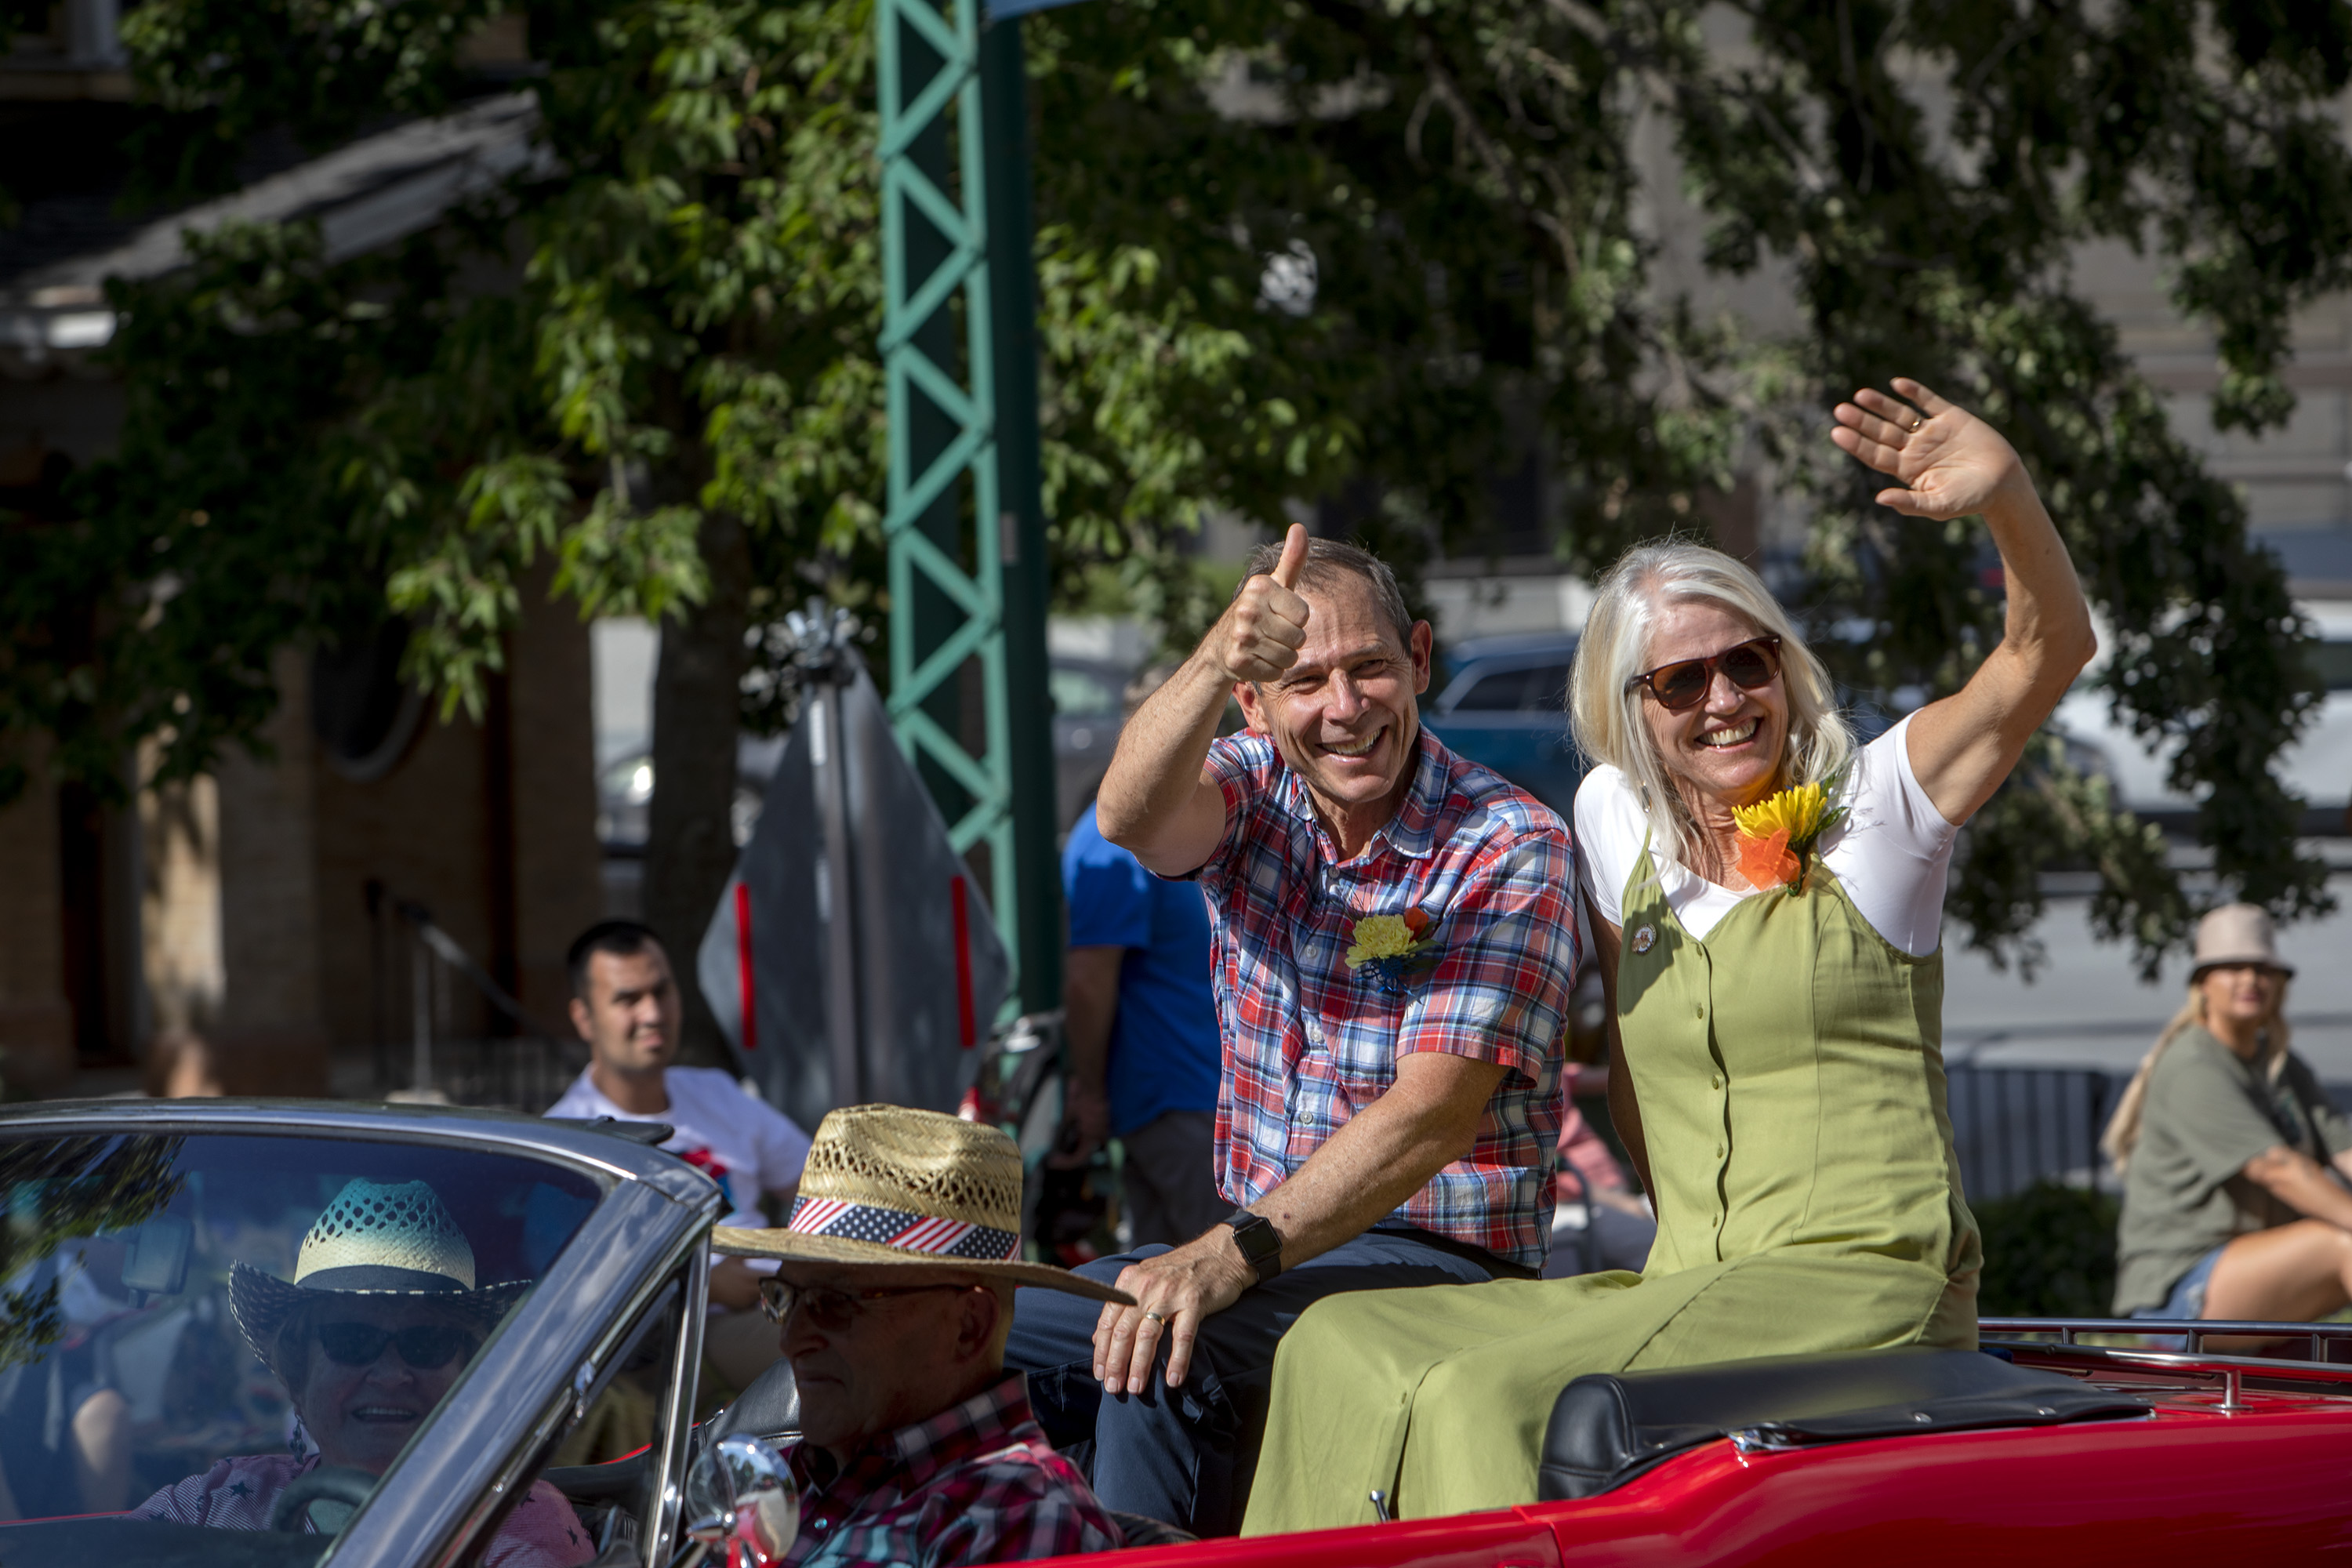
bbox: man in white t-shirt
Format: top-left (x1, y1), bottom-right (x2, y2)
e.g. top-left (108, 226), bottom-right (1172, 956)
top-left (546, 920), bottom-right (812, 1390)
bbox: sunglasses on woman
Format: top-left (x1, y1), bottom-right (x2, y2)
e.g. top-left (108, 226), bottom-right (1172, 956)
top-left (314, 1320), bottom-right (477, 1370)
top-left (1625, 635), bottom-right (1783, 713)
top-left (757, 1278), bottom-right (975, 1330)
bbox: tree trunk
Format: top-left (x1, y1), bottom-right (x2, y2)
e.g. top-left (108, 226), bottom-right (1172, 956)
top-left (645, 506), bottom-right (750, 1068)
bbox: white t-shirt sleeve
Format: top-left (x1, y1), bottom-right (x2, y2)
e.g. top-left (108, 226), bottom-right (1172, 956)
top-left (1818, 712), bottom-right (1960, 956)
top-left (1572, 767), bottom-right (1650, 931)
top-left (747, 1088), bottom-right (813, 1194)
top-left (1570, 715), bottom-right (1957, 954)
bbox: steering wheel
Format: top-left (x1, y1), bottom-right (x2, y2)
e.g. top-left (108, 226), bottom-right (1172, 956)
top-left (270, 1467), bottom-right (378, 1534)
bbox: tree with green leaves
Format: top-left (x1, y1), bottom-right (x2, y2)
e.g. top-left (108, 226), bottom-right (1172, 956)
top-left (0, 1135), bottom-right (183, 1370)
top-left (2, 0), bottom-right (2339, 1011)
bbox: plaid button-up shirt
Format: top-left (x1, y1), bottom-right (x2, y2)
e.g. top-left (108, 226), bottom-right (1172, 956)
top-left (780, 1374), bottom-right (1120, 1567)
top-left (1200, 728), bottom-right (1576, 1269)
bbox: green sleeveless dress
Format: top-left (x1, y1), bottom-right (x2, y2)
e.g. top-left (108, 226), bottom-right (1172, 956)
top-left (1240, 845), bottom-right (1981, 1534)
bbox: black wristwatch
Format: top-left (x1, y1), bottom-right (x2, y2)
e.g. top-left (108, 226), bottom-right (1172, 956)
top-left (1221, 1209), bottom-right (1283, 1283)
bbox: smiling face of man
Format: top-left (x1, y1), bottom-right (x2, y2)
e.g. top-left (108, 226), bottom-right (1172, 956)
top-left (285, 1298), bottom-right (479, 1475)
top-left (572, 943), bottom-right (682, 1083)
top-left (1233, 568), bottom-right (1432, 857)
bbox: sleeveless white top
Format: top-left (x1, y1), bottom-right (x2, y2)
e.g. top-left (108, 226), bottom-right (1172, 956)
top-left (1573, 713), bottom-right (1959, 957)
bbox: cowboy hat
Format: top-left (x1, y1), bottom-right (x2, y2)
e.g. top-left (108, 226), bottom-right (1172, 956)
top-left (714, 1105), bottom-right (1134, 1305)
top-left (230, 1178), bottom-right (528, 1364)
top-left (2190, 903), bottom-right (2295, 981)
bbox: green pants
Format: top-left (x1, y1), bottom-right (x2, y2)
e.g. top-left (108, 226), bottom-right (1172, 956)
top-left (1240, 1249), bottom-right (1969, 1534)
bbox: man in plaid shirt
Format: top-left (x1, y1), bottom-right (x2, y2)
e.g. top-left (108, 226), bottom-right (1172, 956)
top-left (781, 1372), bottom-right (1118, 1566)
top-left (1006, 527), bottom-right (1576, 1537)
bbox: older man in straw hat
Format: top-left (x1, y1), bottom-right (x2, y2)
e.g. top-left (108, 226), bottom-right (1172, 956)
top-left (716, 1105), bottom-right (1133, 1566)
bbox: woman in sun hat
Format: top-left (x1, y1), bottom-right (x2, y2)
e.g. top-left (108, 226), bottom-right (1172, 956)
top-left (1240, 379), bottom-right (2098, 1531)
top-left (133, 1178), bottom-right (590, 1568)
top-left (713, 1104), bottom-right (1132, 1566)
top-left (2107, 903), bottom-right (2352, 1327)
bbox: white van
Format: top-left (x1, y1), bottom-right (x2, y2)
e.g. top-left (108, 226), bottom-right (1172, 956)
top-left (2053, 599), bottom-right (2352, 827)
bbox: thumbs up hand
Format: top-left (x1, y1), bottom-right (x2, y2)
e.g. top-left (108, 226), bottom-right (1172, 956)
top-left (1210, 524), bottom-right (1313, 684)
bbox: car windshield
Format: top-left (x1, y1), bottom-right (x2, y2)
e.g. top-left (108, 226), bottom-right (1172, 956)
top-left (0, 1131), bottom-right (601, 1557)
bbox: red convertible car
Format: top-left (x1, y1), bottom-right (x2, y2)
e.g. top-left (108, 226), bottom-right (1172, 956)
top-left (5, 1098), bottom-right (2350, 1568)
top-left (1033, 1318), bottom-right (2352, 1566)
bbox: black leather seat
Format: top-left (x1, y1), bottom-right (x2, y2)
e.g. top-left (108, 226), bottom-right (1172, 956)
top-left (711, 1358), bottom-right (800, 1443)
top-left (1537, 1346), bottom-right (2148, 1501)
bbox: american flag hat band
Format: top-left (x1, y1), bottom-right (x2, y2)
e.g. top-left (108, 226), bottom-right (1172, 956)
top-left (786, 1193), bottom-right (1020, 1262)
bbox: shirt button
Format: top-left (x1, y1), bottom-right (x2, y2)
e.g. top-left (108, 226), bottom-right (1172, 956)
top-left (1715, 1142), bottom-right (1726, 1159)
top-left (1711, 1074), bottom-right (1724, 1090)
top-left (1693, 1004), bottom-right (1705, 1019)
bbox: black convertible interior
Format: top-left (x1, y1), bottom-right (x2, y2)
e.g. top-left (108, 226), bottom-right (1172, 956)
top-left (1537, 1345), bottom-right (2150, 1501)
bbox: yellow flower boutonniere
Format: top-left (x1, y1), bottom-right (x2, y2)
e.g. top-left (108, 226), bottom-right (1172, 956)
top-left (1345, 908), bottom-right (1435, 994)
top-left (1730, 779), bottom-right (1846, 892)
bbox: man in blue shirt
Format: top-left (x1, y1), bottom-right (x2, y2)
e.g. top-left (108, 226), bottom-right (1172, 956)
top-left (1062, 667), bottom-right (1225, 1245)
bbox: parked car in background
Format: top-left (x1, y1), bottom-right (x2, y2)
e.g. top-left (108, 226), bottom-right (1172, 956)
top-left (1427, 630), bottom-right (1908, 826)
top-left (2053, 598), bottom-right (2352, 832)
top-left (1051, 655), bottom-right (1134, 831)
top-left (1425, 633), bottom-right (1583, 818)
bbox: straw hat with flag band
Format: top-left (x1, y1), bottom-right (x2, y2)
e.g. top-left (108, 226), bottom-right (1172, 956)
top-left (715, 1105), bottom-right (1134, 1305)
top-left (230, 1178), bottom-right (529, 1367)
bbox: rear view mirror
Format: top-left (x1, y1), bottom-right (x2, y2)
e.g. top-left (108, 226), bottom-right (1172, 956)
top-left (122, 1214), bottom-right (193, 1303)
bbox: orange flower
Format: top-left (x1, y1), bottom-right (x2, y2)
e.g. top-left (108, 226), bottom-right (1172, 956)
top-left (1735, 826), bottom-right (1800, 891)
top-left (1402, 908), bottom-right (1432, 938)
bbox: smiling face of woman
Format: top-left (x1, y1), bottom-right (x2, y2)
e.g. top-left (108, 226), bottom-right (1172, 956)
top-left (286, 1299), bottom-right (478, 1475)
top-left (1637, 597), bottom-right (1790, 816)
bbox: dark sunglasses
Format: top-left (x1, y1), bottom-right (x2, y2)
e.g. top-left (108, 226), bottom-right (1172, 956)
top-left (1626, 636), bottom-right (1782, 713)
top-left (757, 1279), bottom-right (975, 1330)
top-left (314, 1320), bottom-right (477, 1370)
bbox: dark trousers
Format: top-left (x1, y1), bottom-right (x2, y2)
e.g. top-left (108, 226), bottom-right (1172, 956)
top-left (1117, 1111), bottom-right (1225, 1247)
top-left (1004, 1226), bottom-right (1506, 1536)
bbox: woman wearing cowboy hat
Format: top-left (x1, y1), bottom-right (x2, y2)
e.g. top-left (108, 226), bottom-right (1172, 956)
top-left (2106, 904), bottom-right (2352, 1327)
top-left (133, 1178), bottom-right (590, 1568)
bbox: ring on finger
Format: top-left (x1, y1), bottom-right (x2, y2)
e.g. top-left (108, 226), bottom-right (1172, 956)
top-left (1143, 1310), bottom-right (1167, 1326)
top-left (1907, 416), bottom-right (1924, 432)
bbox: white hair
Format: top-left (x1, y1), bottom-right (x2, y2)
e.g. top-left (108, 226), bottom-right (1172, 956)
top-left (1568, 541), bottom-right (1854, 870)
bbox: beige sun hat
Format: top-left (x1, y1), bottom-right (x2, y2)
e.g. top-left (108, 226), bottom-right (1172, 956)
top-left (2191, 903), bottom-right (2294, 980)
top-left (229, 1178), bottom-right (527, 1365)
top-left (714, 1105), bottom-right (1134, 1305)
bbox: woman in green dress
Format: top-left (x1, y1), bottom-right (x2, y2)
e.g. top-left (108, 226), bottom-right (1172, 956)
top-left (1240, 379), bottom-right (2097, 1533)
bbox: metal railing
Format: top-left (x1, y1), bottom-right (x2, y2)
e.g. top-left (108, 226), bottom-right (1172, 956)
top-left (1943, 1063), bottom-right (2119, 1200)
top-left (365, 882), bottom-right (584, 1110)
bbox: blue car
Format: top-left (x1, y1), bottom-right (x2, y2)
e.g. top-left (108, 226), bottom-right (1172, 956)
top-left (1424, 632), bottom-right (1584, 819)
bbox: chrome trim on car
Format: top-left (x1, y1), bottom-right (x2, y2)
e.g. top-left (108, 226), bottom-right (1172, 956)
top-left (0, 1098), bottom-right (714, 1201)
top-left (648, 1246), bottom-right (714, 1568)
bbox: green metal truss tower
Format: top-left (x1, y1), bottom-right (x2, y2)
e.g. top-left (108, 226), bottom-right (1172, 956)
top-left (875, 0), bottom-right (1061, 1018)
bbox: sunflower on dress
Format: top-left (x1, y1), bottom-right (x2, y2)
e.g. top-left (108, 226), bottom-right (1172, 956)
top-left (1730, 779), bottom-right (1846, 892)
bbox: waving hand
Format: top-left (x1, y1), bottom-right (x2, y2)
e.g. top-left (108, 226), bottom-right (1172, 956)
top-left (1829, 378), bottom-right (2028, 521)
